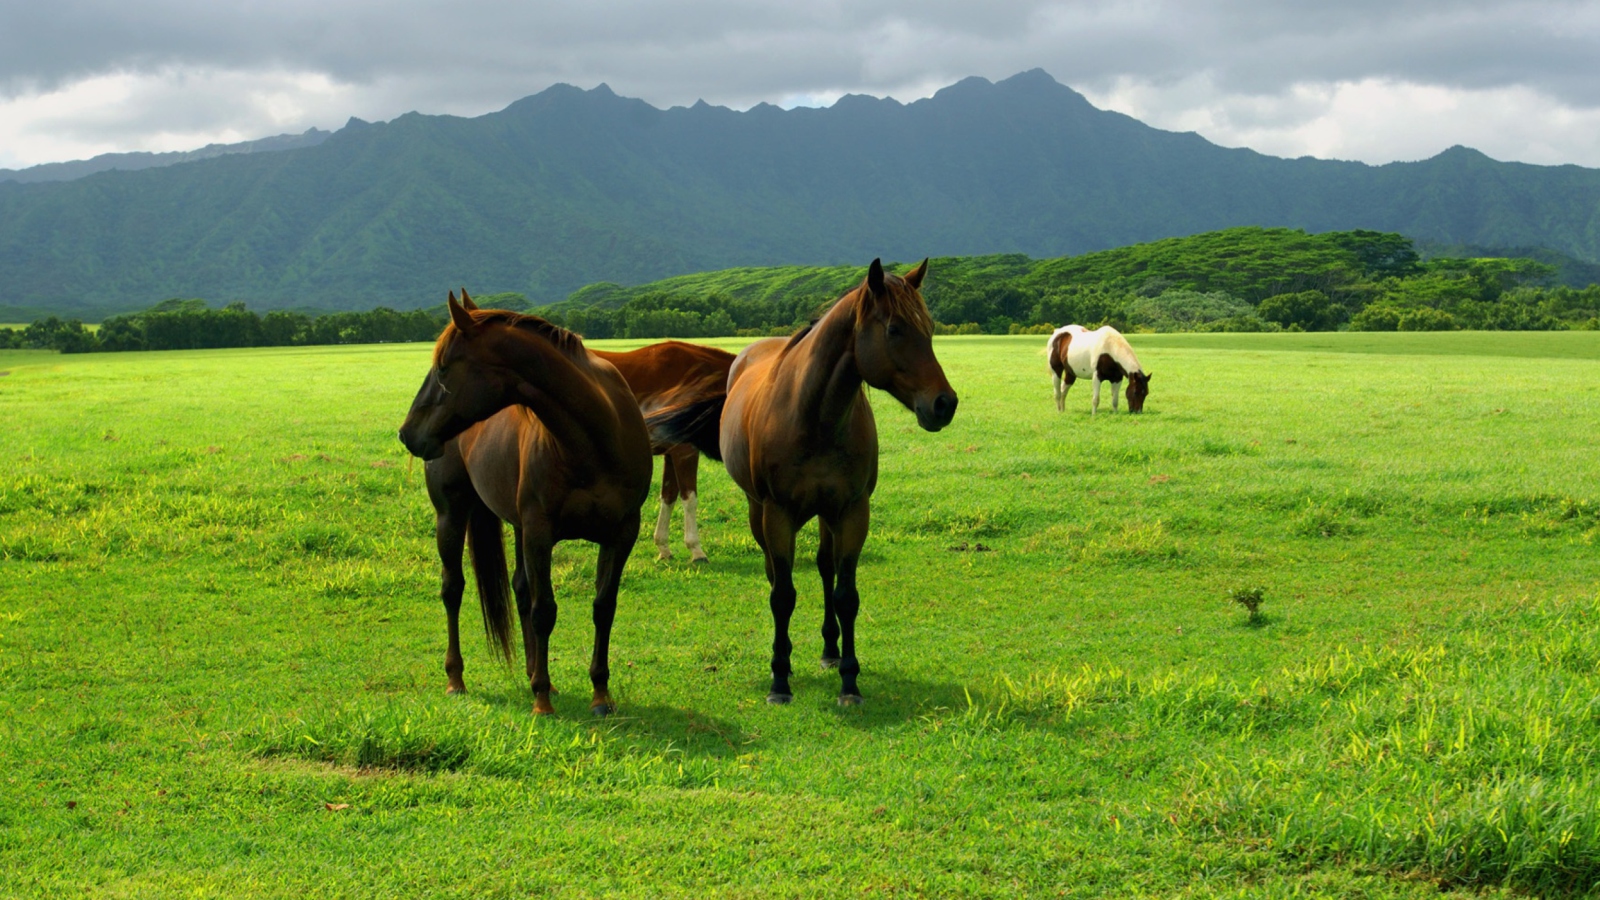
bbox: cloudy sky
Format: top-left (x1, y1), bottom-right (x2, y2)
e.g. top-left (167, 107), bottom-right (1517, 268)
top-left (3, 0), bottom-right (1599, 170)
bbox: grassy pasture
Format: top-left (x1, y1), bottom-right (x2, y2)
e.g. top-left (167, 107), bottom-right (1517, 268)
top-left (1, 333), bottom-right (1599, 897)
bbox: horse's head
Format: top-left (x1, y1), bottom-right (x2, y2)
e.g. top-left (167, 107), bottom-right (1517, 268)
top-left (1125, 371), bottom-right (1151, 413)
top-left (398, 290), bottom-right (525, 460)
top-left (852, 258), bottom-right (958, 432)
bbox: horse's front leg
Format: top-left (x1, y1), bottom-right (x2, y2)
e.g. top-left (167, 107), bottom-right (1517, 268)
top-left (759, 503), bottom-right (799, 704)
top-left (1111, 380), bottom-right (1121, 411)
top-left (517, 529), bottom-right (559, 715)
top-left (817, 519), bottom-right (841, 668)
top-left (435, 508), bottom-right (469, 695)
top-left (826, 501), bottom-right (871, 705)
top-left (1091, 375), bottom-right (1102, 415)
top-left (589, 512), bottom-right (639, 717)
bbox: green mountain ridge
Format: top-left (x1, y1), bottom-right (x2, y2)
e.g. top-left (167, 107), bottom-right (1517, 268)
top-left (3, 69), bottom-right (1600, 320)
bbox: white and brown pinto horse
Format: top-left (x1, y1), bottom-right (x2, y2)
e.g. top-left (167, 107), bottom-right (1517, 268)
top-left (1047, 325), bottom-right (1151, 414)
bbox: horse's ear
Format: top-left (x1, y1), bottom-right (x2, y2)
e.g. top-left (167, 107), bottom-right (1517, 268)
top-left (448, 292), bottom-right (478, 335)
top-left (460, 288), bottom-right (479, 311)
top-left (866, 258), bottom-right (886, 297)
top-left (904, 258), bottom-right (929, 290)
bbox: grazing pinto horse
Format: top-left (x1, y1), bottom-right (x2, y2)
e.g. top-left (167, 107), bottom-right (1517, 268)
top-left (398, 291), bottom-right (652, 716)
top-left (592, 342), bottom-right (735, 563)
top-left (655, 259), bottom-right (958, 705)
top-left (1047, 324), bottom-right (1151, 414)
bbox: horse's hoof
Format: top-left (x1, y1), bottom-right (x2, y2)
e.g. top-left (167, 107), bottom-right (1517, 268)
top-left (656, 550), bottom-right (672, 561)
top-left (445, 683), bottom-right (466, 695)
top-left (820, 657), bottom-right (841, 670)
top-left (690, 554), bottom-right (709, 565)
top-left (591, 702), bottom-right (615, 718)
top-left (838, 694), bottom-right (863, 707)
top-left (532, 696), bottom-right (556, 716)
top-left (766, 692), bottom-right (793, 705)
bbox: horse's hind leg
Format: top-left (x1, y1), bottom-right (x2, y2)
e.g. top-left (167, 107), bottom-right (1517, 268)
top-left (1052, 373), bottom-right (1064, 412)
top-left (674, 445), bottom-right (708, 563)
top-left (653, 455), bottom-right (678, 560)
top-left (817, 520), bottom-right (841, 668)
top-left (825, 501), bottom-right (871, 705)
top-left (518, 528), bottom-right (558, 715)
top-left (511, 525), bottom-right (535, 685)
top-left (588, 512), bottom-right (640, 717)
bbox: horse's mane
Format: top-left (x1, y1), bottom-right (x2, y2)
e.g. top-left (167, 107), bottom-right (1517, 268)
top-left (873, 275), bottom-right (935, 336)
top-left (783, 274), bottom-right (933, 358)
top-left (434, 309), bottom-right (586, 365)
top-left (783, 319), bottom-right (819, 352)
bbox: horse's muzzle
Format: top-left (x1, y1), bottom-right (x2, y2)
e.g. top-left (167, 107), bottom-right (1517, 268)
top-left (398, 426), bottom-right (445, 461)
top-left (915, 391), bottom-right (959, 432)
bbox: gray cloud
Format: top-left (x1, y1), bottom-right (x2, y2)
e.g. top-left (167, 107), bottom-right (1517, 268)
top-left (2, 0), bottom-right (1598, 167)
top-left (4, 1), bottom-right (1597, 106)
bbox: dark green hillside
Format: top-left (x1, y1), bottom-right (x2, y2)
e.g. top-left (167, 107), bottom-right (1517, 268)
top-left (3, 71), bottom-right (1600, 319)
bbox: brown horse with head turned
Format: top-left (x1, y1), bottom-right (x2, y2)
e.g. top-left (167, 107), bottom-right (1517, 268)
top-left (653, 259), bottom-right (958, 705)
top-left (591, 342), bottom-right (735, 563)
top-left (398, 291), bottom-right (651, 716)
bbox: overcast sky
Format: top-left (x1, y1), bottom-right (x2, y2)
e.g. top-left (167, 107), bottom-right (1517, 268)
top-left (3, 0), bottom-right (1599, 170)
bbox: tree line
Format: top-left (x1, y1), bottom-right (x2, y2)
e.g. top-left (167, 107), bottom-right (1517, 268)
top-left (5, 229), bottom-right (1599, 354)
top-left (0, 299), bottom-right (451, 354)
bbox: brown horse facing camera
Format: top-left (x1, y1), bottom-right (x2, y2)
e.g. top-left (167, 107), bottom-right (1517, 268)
top-left (397, 291), bottom-right (652, 716)
top-left (653, 259), bottom-right (958, 706)
top-left (591, 342), bottom-right (736, 563)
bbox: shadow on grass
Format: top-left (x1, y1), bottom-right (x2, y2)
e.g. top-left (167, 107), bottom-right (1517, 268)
top-left (1236, 614), bottom-right (1273, 630)
top-left (781, 666), bottom-right (971, 731)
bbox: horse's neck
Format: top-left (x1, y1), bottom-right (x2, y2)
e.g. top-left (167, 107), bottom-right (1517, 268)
top-left (1101, 332), bottom-right (1141, 374)
top-left (501, 332), bottom-right (623, 466)
top-left (781, 291), bottom-right (864, 432)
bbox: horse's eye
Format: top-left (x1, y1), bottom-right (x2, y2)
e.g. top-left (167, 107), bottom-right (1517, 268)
top-left (886, 323), bottom-right (905, 338)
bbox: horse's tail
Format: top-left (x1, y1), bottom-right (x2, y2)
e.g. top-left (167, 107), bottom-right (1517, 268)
top-left (646, 393), bottom-right (726, 462)
top-left (465, 503), bottom-right (515, 662)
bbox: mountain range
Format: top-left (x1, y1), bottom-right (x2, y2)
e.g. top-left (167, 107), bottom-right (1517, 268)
top-left (0, 128), bottom-right (330, 185)
top-left (3, 69), bottom-right (1599, 320)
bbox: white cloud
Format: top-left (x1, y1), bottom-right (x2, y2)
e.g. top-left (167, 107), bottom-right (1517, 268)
top-left (1083, 75), bottom-right (1600, 166)
top-left (0, 68), bottom-right (361, 168)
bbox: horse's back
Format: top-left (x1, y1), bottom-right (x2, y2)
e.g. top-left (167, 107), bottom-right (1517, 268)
top-left (594, 342), bottom-right (735, 403)
top-left (1061, 326), bottom-right (1103, 378)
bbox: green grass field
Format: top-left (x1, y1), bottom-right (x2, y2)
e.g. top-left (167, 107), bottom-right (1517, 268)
top-left (2, 333), bottom-right (1599, 898)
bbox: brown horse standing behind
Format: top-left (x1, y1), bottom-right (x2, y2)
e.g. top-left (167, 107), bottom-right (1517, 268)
top-left (592, 342), bottom-right (735, 563)
top-left (398, 291), bottom-right (651, 716)
top-left (655, 259), bottom-right (957, 705)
